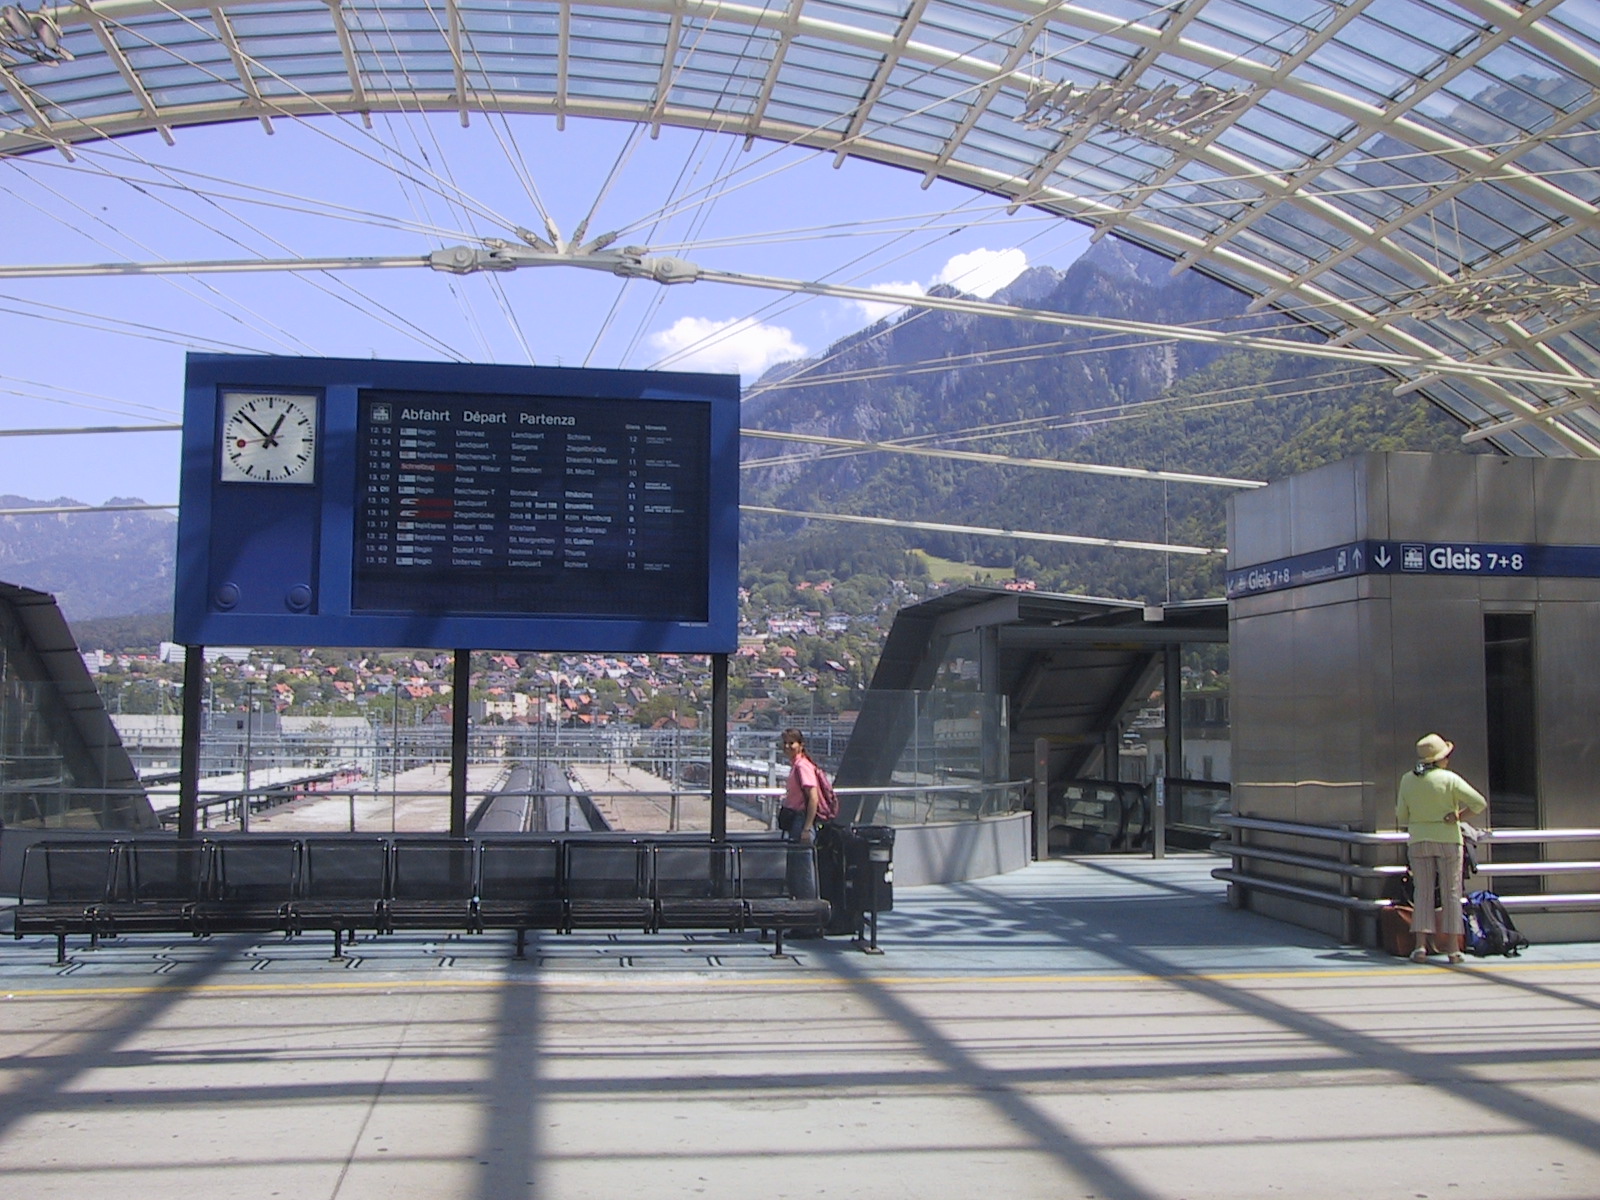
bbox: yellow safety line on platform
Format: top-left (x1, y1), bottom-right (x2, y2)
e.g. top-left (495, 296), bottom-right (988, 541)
top-left (2, 959), bottom-right (1598, 1001)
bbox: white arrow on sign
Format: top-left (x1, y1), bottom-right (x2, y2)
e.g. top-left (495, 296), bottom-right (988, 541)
top-left (1353, 547), bottom-right (1363, 571)
top-left (1375, 546), bottom-right (1392, 568)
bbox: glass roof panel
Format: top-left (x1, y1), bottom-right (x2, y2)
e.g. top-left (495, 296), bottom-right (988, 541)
top-left (1544, 6), bottom-right (1600, 47)
top-left (4, 0), bottom-right (1600, 456)
top-left (918, 0), bottom-right (1025, 61)
top-left (1297, 40), bottom-right (1417, 103)
top-left (806, 0), bottom-right (906, 38)
top-left (1330, 17), bottom-right (1451, 81)
top-left (1360, 0), bottom-right (1481, 54)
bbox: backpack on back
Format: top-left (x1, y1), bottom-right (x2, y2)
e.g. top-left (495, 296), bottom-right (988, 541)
top-left (813, 761), bottom-right (839, 821)
top-left (1462, 890), bottom-right (1530, 957)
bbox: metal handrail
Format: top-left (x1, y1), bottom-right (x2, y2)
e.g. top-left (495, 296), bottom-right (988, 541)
top-left (1215, 813), bottom-right (1403, 846)
top-left (1217, 813), bottom-right (1600, 845)
top-left (1214, 813), bottom-right (1600, 939)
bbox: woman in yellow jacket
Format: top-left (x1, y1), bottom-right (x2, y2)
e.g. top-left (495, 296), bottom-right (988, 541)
top-left (1395, 733), bottom-right (1488, 964)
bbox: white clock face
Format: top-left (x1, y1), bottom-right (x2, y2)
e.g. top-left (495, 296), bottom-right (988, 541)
top-left (219, 392), bottom-right (318, 484)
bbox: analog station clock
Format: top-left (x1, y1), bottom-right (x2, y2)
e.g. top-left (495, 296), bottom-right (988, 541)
top-left (219, 391), bottom-right (319, 484)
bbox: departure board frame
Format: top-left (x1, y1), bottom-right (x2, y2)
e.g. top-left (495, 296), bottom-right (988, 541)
top-left (175, 354), bottom-right (740, 652)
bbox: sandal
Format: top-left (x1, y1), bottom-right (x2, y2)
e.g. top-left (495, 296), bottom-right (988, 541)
top-left (1409, 949), bottom-right (1429, 962)
top-left (1447, 953), bottom-right (1464, 964)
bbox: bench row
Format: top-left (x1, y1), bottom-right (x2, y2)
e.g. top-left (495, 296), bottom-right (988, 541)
top-left (13, 835), bottom-right (831, 961)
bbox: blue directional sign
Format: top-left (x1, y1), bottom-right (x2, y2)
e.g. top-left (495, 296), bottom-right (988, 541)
top-left (1227, 539), bottom-right (1600, 599)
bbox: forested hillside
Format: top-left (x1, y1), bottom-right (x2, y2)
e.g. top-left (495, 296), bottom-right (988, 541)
top-left (0, 499), bottom-right (176, 620)
top-left (740, 238), bottom-right (1479, 604)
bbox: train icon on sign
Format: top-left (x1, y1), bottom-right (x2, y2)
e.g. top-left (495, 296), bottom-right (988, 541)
top-left (1401, 543), bottom-right (1426, 571)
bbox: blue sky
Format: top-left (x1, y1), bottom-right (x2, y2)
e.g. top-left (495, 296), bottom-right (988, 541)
top-left (1, 112), bottom-right (1089, 505)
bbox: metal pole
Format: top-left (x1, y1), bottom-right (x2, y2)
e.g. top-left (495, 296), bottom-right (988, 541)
top-left (1158, 643), bottom-right (1183, 860)
top-left (178, 647), bottom-right (204, 841)
top-left (450, 650), bottom-right (470, 839)
top-left (241, 683), bottom-right (253, 833)
top-left (1033, 737), bottom-right (1050, 861)
top-left (711, 653), bottom-right (728, 841)
top-left (391, 685), bottom-right (400, 833)
top-left (1153, 777), bottom-right (1167, 860)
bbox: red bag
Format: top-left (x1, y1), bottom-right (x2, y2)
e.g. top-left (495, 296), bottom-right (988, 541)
top-left (813, 760), bottom-right (839, 821)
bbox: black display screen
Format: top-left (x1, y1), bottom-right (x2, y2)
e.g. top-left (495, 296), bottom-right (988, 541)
top-left (352, 389), bottom-right (711, 619)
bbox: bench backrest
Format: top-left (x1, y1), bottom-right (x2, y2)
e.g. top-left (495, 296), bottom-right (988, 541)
top-left (117, 841), bottom-right (211, 903)
top-left (301, 838), bottom-right (390, 900)
top-left (390, 839), bottom-right (476, 901)
top-left (212, 838), bottom-right (301, 902)
top-left (478, 839), bottom-right (562, 902)
top-left (654, 843), bottom-right (737, 900)
top-left (566, 840), bottom-right (651, 900)
top-left (737, 843), bottom-right (819, 900)
top-left (20, 841), bottom-right (117, 904)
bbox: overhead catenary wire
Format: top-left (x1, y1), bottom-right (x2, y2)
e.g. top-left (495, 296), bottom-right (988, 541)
top-left (109, 0), bottom-right (534, 236)
top-left (742, 504), bottom-right (1221, 556)
top-left (738, 430), bottom-right (1265, 488)
top-left (0, 292), bottom-right (276, 358)
top-left (0, 171), bottom-right (319, 356)
top-left (741, 366), bottom-right (1374, 470)
top-left (361, 11), bottom-right (496, 362)
top-left (56, 142), bottom-right (470, 362)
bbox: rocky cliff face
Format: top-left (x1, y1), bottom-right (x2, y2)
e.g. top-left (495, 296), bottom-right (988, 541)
top-left (0, 497), bottom-right (176, 620)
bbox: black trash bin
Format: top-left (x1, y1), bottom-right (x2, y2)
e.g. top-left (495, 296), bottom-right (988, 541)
top-left (850, 825), bottom-right (893, 952)
top-left (817, 824), bottom-right (893, 950)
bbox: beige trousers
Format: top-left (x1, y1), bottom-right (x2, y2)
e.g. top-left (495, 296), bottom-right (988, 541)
top-left (1407, 840), bottom-right (1464, 934)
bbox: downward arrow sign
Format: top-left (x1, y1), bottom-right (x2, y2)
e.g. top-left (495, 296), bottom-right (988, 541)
top-left (1375, 547), bottom-right (1392, 568)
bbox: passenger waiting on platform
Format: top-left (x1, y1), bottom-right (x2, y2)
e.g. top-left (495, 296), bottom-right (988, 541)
top-left (1396, 733), bottom-right (1487, 965)
top-left (778, 728), bottom-right (823, 844)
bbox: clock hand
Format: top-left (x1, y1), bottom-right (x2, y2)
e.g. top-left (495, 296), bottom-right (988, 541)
top-left (263, 413), bottom-right (287, 448)
top-left (240, 413), bottom-right (275, 443)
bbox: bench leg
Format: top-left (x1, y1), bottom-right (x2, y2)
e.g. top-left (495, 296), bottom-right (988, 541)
top-left (769, 927), bottom-right (787, 958)
top-left (330, 927), bottom-right (345, 961)
top-left (515, 928), bottom-right (527, 958)
top-left (55, 932), bottom-right (67, 965)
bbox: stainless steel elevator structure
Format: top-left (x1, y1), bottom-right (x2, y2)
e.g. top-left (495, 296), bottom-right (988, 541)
top-left (1228, 452), bottom-right (1600, 941)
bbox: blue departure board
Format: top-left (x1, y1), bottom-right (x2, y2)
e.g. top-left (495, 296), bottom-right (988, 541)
top-left (176, 355), bottom-right (739, 652)
top-left (352, 390), bottom-right (711, 620)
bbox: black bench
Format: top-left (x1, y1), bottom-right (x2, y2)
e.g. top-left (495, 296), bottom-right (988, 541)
top-left (13, 841), bottom-right (119, 962)
top-left (566, 840), bottom-right (654, 933)
top-left (12, 834), bottom-right (835, 962)
top-left (739, 842), bottom-right (831, 956)
top-left (293, 838), bottom-right (389, 950)
top-left (476, 838), bottom-right (564, 955)
top-left (387, 838), bottom-right (477, 933)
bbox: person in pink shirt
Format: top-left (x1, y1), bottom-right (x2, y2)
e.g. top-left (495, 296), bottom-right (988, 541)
top-left (778, 728), bottom-right (823, 843)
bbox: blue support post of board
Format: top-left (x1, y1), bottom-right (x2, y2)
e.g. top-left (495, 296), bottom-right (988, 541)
top-left (450, 650), bottom-right (469, 839)
top-left (179, 646), bottom-right (203, 841)
top-left (711, 653), bottom-right (728, 841)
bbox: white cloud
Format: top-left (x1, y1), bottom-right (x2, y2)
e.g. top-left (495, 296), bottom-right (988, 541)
top-left (647, 316), bottom-right (807, 378)
top-left (935, 247), bottom-right (1028, 298)
top-left (843, 247), bottom-right (1029, 330)
top-left (849, 280), bottom-right (927, 325)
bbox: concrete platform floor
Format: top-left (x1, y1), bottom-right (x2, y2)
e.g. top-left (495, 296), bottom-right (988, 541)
top-left (2, 853), bottom-right (1598, 1200)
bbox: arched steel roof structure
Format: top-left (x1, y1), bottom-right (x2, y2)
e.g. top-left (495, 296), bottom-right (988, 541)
top-left (3, 0), bottom-right (1598, 455)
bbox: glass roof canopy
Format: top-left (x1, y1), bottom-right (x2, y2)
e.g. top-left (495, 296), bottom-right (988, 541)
top-left (2, 0), bottom-right (1598, 456)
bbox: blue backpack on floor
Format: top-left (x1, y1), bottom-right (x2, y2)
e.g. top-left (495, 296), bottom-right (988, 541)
top-left (1461, 891), bottom-right (1530, 957)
